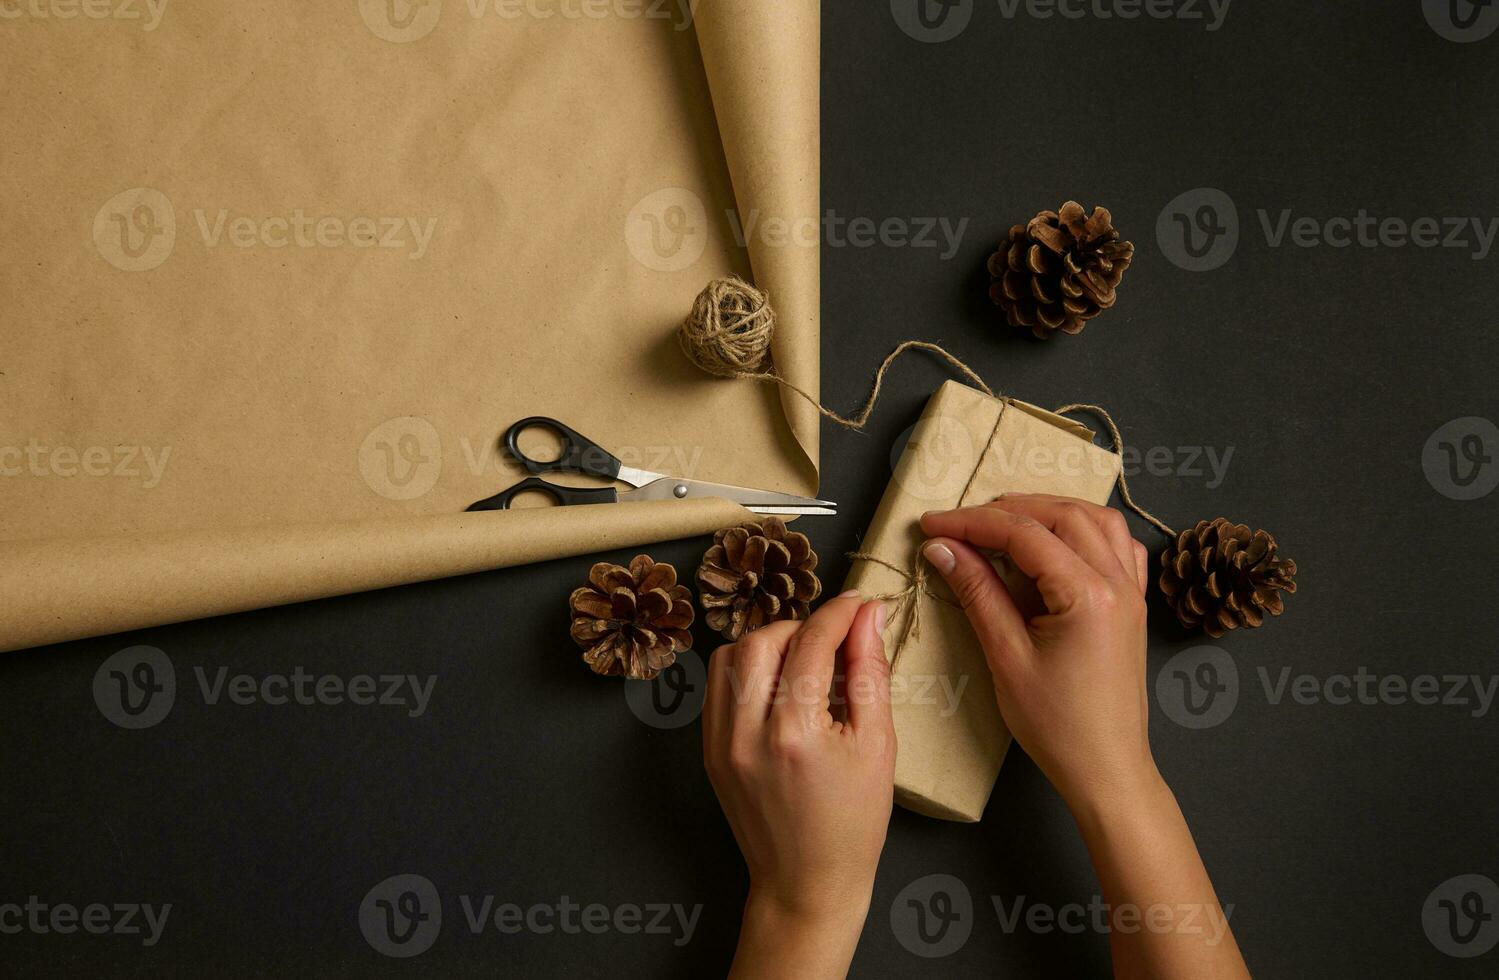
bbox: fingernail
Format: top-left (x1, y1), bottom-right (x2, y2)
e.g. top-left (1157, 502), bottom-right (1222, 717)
top-left (922, 540), bottom-right (956, 574)
top-left (838, 589), bottom-right (860, 598)
top-left (873, 601), bottom-right (889, 633)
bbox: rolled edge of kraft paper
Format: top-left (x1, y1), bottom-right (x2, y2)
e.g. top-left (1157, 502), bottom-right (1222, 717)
top-left (0, 497), bottom-right (752, 654)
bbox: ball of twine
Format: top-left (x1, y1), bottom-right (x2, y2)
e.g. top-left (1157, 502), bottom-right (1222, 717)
top-left (677, 275), bottom-right (776, 378)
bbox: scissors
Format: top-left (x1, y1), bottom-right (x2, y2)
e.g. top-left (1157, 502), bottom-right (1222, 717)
top-left (466, 417), bottom-right (836, 516)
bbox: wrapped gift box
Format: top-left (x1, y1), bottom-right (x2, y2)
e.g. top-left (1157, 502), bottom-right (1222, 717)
top-left (843, 381), bottom-right (1122, 822)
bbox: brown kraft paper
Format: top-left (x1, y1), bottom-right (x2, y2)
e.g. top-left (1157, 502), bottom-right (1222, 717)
top-left (0, 0), bottom-right (820, 534)
top-left (0, 498), bottom-right (752, 654)
top-left (0, 1), bottom-right (818, 650)
top-left (843, 381), bottom-right (1123, 823)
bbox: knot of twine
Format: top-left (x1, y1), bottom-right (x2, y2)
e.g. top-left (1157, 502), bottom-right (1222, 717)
top-left (845, 548), bottom-right (959, 640)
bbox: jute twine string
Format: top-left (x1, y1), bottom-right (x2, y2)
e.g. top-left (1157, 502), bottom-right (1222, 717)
top-left (678, 275), bottom-right (1179, 640)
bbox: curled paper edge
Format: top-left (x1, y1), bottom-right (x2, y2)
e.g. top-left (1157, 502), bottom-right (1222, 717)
top-left (0, 497), bottom-right (752, 654)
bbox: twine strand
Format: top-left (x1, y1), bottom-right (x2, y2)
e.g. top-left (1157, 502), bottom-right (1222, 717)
top-left (1051, 403), bottom-right (1177, 539)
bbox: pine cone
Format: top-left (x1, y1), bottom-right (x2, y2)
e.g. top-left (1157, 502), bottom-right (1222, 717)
top-left (987, 201), bottom-right (1134, 339)
top-left (697, 518), bottom-right (821, 640)
top-left (1159, 519), bottom-right (1298, 638)
top-left (569, 555), bottom-right (694, 680)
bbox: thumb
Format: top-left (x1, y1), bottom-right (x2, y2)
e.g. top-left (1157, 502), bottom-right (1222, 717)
top-left (922, 537), bottom-right (1033, 672)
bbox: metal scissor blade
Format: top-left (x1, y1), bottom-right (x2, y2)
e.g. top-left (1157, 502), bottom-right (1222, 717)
top-left (620, 477), bottom-right (837, 516)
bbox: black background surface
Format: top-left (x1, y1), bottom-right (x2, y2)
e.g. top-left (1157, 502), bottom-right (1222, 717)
top-left (5, 1), bottom-right (1499, 976)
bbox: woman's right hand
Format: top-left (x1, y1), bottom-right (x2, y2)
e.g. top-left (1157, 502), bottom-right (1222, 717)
top-left (918, 493), bottom-right (1158, 812)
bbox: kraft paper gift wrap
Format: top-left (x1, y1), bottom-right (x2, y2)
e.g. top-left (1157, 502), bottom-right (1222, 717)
top-left (843, 382), bottom-right (1123, 823)
top-left (0, 0), bottom-right (818, 650)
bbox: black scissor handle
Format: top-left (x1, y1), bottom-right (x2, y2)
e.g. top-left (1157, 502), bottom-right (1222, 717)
top-left (466, 478), bottom-right (619, 512)
top-left (504, 416), bottom-right (622, 481)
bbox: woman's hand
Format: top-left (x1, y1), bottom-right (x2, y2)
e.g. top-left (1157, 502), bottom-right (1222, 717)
top-left (919, 493), bottom-right (1156, 812)
top-left (703, 593), bottom-right (895, 980)
top-left (920, 494), bottom-right (1250, 980)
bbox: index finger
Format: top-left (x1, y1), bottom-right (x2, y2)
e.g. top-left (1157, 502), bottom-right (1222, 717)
top-left (920, 505), bottom-right (1097, 612)
top-left (776, 592), bottom-right (864, 725)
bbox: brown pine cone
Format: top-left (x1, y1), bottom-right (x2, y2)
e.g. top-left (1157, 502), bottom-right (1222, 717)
top-left (987, 201), bottom-right (1134, 339)
top-left (1159, 519), bottom-right (1298, 638)
top-left (697, 518), bottom-right (821, 640)
top-left (568, 555), bottom-right (694, 680)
